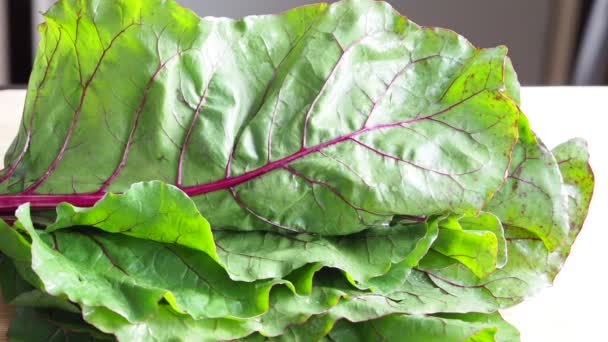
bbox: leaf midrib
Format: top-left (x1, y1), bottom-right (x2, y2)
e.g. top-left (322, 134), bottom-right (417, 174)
top-left (0, 88), bottom-right (485, 213)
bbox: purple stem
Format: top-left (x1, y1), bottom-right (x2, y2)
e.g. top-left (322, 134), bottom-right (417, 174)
top-left (0, 92), bottom-right (476, 213)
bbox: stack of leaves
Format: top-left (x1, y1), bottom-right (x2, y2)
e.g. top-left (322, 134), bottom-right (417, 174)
top-left (0, 0), bottom-right (594, 341)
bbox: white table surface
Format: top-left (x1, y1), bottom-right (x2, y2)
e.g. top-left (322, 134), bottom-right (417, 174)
top-left (1, 87), bottom-right (607, 341)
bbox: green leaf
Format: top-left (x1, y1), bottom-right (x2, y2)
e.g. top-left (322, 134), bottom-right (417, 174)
top-left (460, 213), bottom-right (507, 269)
top-left (0, 222), bottom-right (79, 313)
top-left (81, 282), bottom-right (347, 342)
top-left (0, 254), bottom-right (32, 303)
top-left (0, 0), bottom-right (519, 235)
top-left (12, 160), bottom-right (589, 340)
top-left (0, 182), bottom-right (438, 339)
top-left (246, 312), bottom-right (518, 342)
top-left (7, 181), bottom-right (436, 294)
top-left (1, 143), bottom-right (593, 340)
top-left (82, 305), bottom-right (252, 342)
top-left (0, 219), bottom-right (30, 261)
top-left (0, 1), bottom-right (594, 341)
top-left (332, 202), bottom-right (578, 316)
top-left (9, 289), bottom-right (79, 314)
top-left (77, 267), bottom-right (501, 341)
top-left (438, 313), bottom-right (520, 342)
top-left (48, 181), bottom-right (218, 261)
top-left (0, 193), bottom-right (534, 341)
top-left (0, 219), bottom-right (43, 289)
top-left (21, 210), bottom-right (284, 321)
top-left (80, 272), bottom-right (512, 342)
top-left (543, 138), bottom-right (594, 273)
top-left (408, 142), bottom-right (594, 311)
top-left (432, 213), bottom-right (505, 278)
top-left (8, 307), bottom-right (114, 342)
top-left (551, 138), bottom-right (594, 255)
top-left (486, 119), bottom-right (569, 250)
top-left (214, 218), bottom-right (437, 288)
top-left (1, 182), bottom-right (443, 340)
top-left (363, 216), bottom-right (439, 292)
top-left (260, 314), bottom-right (336, 341)
top-left (327, 312), bottom-right (518, 342)
top-left (3, 181), bottom-right (442, 334)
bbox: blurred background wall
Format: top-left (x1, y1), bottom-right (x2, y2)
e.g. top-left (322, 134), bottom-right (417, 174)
top-left (0, 2), bottom-right (7, 85)
top-left (0, 0), bottom-right (606, 86)
top-left (188, 0), bottom-right (558, 85)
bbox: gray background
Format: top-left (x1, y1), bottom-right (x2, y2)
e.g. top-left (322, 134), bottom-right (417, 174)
top-left (0, 3), bottom-right (6, 84)
top-left (2, 0), bottom-right (597, 85)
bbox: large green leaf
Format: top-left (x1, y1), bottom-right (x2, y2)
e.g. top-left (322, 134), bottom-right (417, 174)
top-left (10, 180), bottom-right (441, 289)
top-left (20, 205), bottom-right (285, 321)
top-left (7, 289), bottom-right (79, 314)
top-left (486, 117), bottom-right (569, 250)
top-left (1, 151), bottom-right (593, 340)
top-left (6, 183), bottom-right (442, 339)
top-left (8, 307), bottom-right (114, 342)
top-left (0, 0), bottom-right (519, 235)
top-left (213, 218), bottom-right (438, 286)
top-left (81, 276), bottom-right (349, 341)
top-left (2, 146), bottom-right (593, 341)
top-left (243, 312), bottom-right (519, 342)
top-left (401, 138), bottom-right (594, 310)
top-left (0, 1), bottom-right (594, 341)
top-left (0, 220), bottom-right (30, 262)
top-left (0, 255), bottom-right (32, 303)
top-left (3, 196), bottom-right (509, 340)
top-left (0, 219), bottom-right (42, 289)
top-left (432, 213), bottom-right (506, 278)
top-left (81, 274), bottom-right (519, 342)
top-left (9, 180), bottom-right (434, 290)
top-left (0, 220), bottom-right (79, 314)
top-left (332, 148), bottom-right (591, 315)
top-left (551, 138), bottom-right (594, 256)
top-left (360, 216), bottom-right (439, 292)
top-left (87, 265), bottom-right (506, 341)
top-left (5, 171), bottom-right (591, 340)
top-left (47, 181), bottom-right (218, 261)
top-left (327, 313), bottom-right (519, 342)
top-left (1, 183), bottom-right (427, 340)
